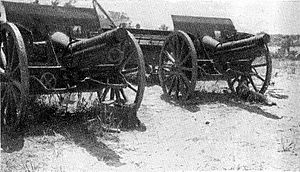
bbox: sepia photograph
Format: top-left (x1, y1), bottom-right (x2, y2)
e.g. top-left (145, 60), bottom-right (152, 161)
top-left (1, 0), bottom-right (299, 171)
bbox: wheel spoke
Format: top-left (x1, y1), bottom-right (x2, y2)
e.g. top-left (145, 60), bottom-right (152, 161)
top-left (1, 84), bottom-right (10, 102)
top-left (168, 76), bottom-right (177, 95)
top-left (254, 73), bottom-right (265, 82)
top-left (110, 88), bottom-right (115, 100)
top-left (251, 67), bottom-right (266, 82)
top-left (2, 33), bottom-right (8, 59)
top-left (46, 80), bottom-right (51, 86)
top-left (3, 83), bottom-right (20, 116)
top-left (1, 49), bottom-right (7, 68)
top-left (115, 89), bottom-right (122, 102)
top-left (172, 36), bottom-right (177, 56)
top-left (1, 95), bottom-right (8, 112)
top-left (11, 86), bottom-right (20, 106)
top-left (175, 36), bottom-right (181, 60)
top-left (11, 80), bottom-right (22, 94)
top-left (125, 49), bottom-right (134, 58)
top-left (162, 65), bottom-right (172, 73)
top-left (252, 63), bottom-right (267, 68)
top-left (252, 65), bottom-right (259, 73)
top-left (162, 67), bottom-right (171, 73)
top-left (49, 78), bottom-right (56, 84)
top-left (9, 101), bottom-right (18, 124)
top-left (180, 73), bottom-right (191, 88)
top-left (122, 67), bottom-right (138, 74)
top-left (178, 77), bottom-right (187, 96)
top-left (125, 79), bottom-right (137, 93)
top-left (179, 52), bottom-right (190, 66)
top-left (163, 51), bottom-right (175, 63)
top-left (229, 76), bottom-right (239, 86)
top-left (119, 49), bottom-right (134, 69)
top-left (119, 40), bottom-right (127, 52)
top-left (4, 36), bottom-right (9, 63)
top-left (175, 77), bottom-right (179, 99)
top-left (167, 40), bottom-right (175, 55)
top-left (161, 64), bottom-right (173, 69)
top-left (101, 87), bottom-right (110, 101)
top-left (178, 72), bottom-right (191, 89)
top-left (11, 64), bottom-right (19, 76)
top-left (178, 40), bottom-right (185, 61)
top-left (120, 88), bottom-right (128, 102)
top-left (163, 70), bottom-right (177, 77)
top-left (0, 67), bottom-right (5, 74)
top-left (97, 89), bottom-right (104, 102)
top-left (7, 37), bottom-right (14, 70)
top-left (248, 76), bottom-right (258, 92)
top-left (163, 74), bottom-right (174, 83)
top-left (178, 75), bottom-right (187, 88)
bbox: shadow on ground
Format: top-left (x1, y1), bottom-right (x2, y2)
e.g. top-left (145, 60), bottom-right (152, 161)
top-left (1, 110), bottom-right (124, 167)
top-left (160, 90), bottom-right (282, 120)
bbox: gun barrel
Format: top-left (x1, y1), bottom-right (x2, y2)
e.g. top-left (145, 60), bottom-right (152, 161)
top-left (70, 28), bottom-right (127, 52)
top-left (202, 33), bottom-right (270, 52)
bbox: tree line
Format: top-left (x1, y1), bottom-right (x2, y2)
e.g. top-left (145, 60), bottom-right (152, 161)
top-left (32, 0), bottom-right (77, 7)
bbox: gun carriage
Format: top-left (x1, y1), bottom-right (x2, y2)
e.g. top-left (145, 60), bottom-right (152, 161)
top-left (0, 1), bottom-right (146, 130)
top-left (158, 15), bottom-right (272, 100)
top-left (126, 28), bottom-right (171, 75)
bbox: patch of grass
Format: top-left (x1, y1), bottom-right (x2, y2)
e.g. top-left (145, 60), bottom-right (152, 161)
top-left (25, 92), bottom-right (135, 137)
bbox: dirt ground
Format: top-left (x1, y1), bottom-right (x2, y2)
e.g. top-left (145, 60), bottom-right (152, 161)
top-left (1, 57), bottom-right (300, 171)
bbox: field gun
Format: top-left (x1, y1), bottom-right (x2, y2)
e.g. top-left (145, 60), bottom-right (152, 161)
top-left (158, 15), bottom-right (272, 100)
top-left (0, 1), bottom-right (146, 130)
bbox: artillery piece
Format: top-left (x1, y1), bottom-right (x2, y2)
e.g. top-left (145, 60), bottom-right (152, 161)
top-left (0, 1), bottom-right (146, 130)
top-left (159, 15), bottom-right (272, 100)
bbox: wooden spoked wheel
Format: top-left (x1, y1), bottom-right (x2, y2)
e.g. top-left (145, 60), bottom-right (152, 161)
top-left (158, 30), bottom-right (197, 100)
top-left (97, 31), bottom-right (146, 110)
top-left (1, 22), bottom-right (29, 131)
top-left (227, 43), bottom-right (272, 94)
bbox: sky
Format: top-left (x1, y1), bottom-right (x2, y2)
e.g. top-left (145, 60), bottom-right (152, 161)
top-left (4, 0), bottom-right (300, 34)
